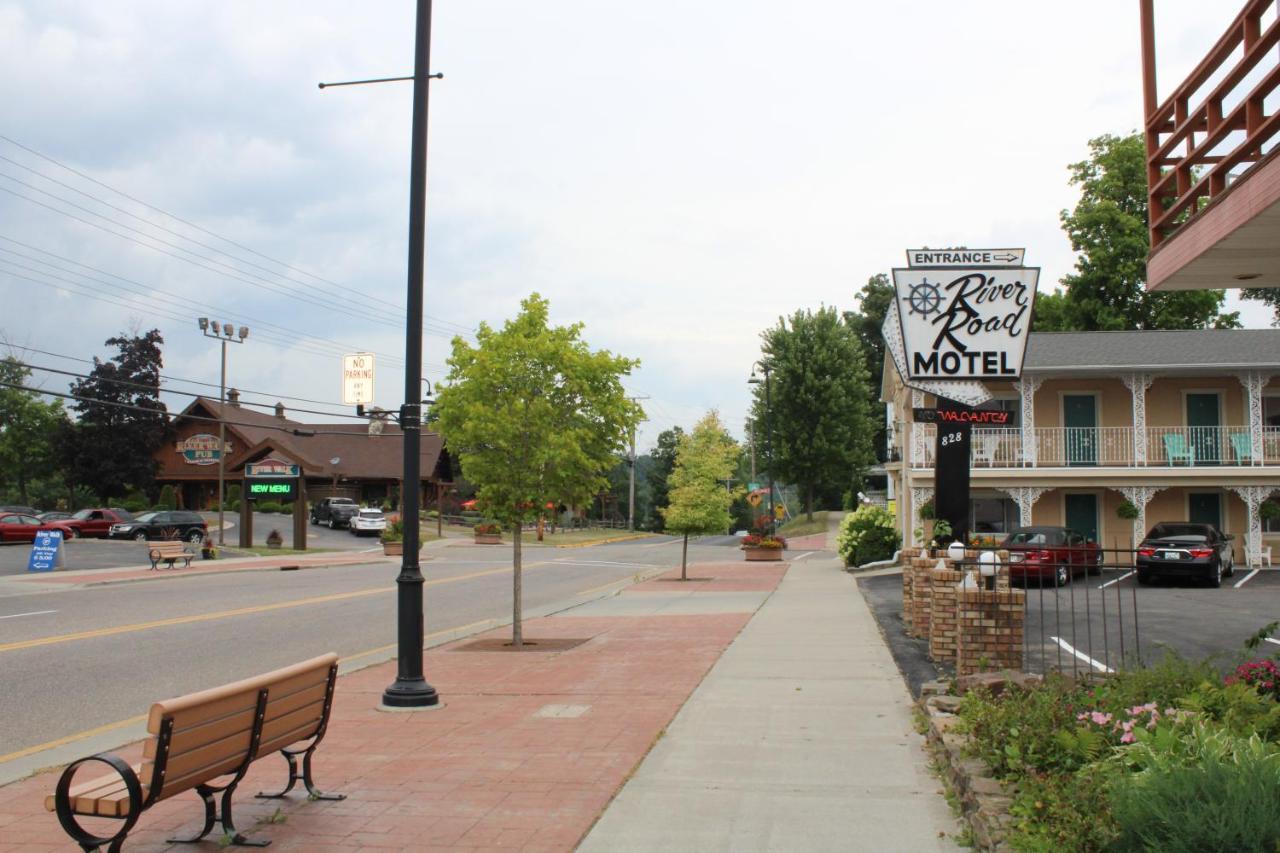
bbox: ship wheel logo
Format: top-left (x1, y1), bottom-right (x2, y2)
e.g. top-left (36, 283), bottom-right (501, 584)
top-left (906, 278), bottom-right (944, 318)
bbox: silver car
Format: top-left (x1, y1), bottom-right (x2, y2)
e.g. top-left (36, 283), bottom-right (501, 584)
top-left (348, 508), bottom-right (388, 536)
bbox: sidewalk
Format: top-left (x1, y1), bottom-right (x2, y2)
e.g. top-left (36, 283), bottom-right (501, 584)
top-left (580, 554), bottom-right (957, 852)
top-left (0, 555), bottom-right (955, 851)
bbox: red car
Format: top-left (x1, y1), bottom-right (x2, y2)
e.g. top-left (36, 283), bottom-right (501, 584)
top-left (0, 512), bottom-right (79, 543)
top-left (1001, 526), bottom-right (1102, 587)
top-left (61, 508), bottom-right (134, 539)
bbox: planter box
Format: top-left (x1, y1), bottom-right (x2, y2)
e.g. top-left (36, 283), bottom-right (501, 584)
top-left (743, 547), bottom-right (783, 562)
top-left (474, 534), bottom-right (502, 545)
top-left (382, 542), bottom-right (403, 556)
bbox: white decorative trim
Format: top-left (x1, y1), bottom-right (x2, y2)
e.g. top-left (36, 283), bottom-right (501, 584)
top-left (1016, 376), bottom-right (1045, 467)
top-left (1237, 372), bottom-right (1269, 465)
top-left (1226, 485), bottom-right (1280, 567)
top-left (996, 486), bottom-right (1050, 527)
top-left (1121, 373), bottom-right (1154, 465)
top-left (910, 487), bottom-right (934, 546)
top-left (1116, 485), bottom-right (1166, 548)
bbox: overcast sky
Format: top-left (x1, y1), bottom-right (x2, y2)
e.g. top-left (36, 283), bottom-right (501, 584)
top-left (0, 1), bottom-right (1271, 451)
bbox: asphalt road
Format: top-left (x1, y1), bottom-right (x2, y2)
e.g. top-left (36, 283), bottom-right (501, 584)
top-left (0, 534), bottom-right (739, 761)
top-left (858, 568), bottom-right (1280, 687)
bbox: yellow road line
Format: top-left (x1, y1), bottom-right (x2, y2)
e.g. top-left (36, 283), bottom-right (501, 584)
top-left (0, 617), bottom-right (502, 766)
top-left (0, 562), bottom-right (549, 656)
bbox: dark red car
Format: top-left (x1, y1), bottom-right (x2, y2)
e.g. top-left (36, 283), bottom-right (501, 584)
top-left (1001, 526), bottom-right (1102, 587)
top-left (61, 508), bottom-right (134, 539)
top-left (0, 512), bottom-right (79, 543)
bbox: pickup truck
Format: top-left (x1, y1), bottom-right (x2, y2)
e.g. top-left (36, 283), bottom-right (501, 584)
top-left (63, 508), bottom-right (135, 539)
top-left (310, 497), bottom-right (359, 529)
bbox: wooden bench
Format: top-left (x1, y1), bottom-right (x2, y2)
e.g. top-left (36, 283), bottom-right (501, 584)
top-left (147, 541), bottom-right (194, 571)
top-left (47, 653), bottom-right (343, 852)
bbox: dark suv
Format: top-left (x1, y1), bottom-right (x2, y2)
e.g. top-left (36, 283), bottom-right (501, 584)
top-left (1137, 522), bottom-right (1235, 587)
top-left (310, 497), bottom-right (359, 529)
top-left (109, 511), bottom-right (209, 543)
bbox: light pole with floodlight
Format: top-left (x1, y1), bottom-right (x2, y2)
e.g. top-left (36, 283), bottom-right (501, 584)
top-left (197, 318), bottom-right (248, 545)
top-left (748, 361), bottom-right (775, 532)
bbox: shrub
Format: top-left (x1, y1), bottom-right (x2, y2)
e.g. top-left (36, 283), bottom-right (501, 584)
top-left (474, 522), bottom-right (502, 535)
top-left (1227, 659), bottom-right (1280, 701)
top-left (257, 501), bottom-right (282, 514)
top-left (836, 504), bottom-right (900, 566)
top-left (226, 484), bottom-right (241, 503)
top-left (918, 498), bottom-right (935, 520)
top-left (158, 485), bottom-right (177, 511)
top-left (121, 496), bottom-right (148, 513)
top-left (1108, 724), bottom-right (1280, 852)
top-left (958, 676), bottom-right (1095, 778)
top-left (1006, 763), bottom-right (1120, 852)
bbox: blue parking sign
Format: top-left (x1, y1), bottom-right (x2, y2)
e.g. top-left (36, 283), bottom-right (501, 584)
top-left (28, 529), bottom-right (63, 572)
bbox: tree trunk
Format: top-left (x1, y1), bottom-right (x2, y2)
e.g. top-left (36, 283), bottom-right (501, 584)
top-left (806, 484), bottom-right (814, 522)
top-left (18, 472), bottom-right (29, 507)
top-left (537, 514), bottom-right (544, 542)
top-left (681, 532), bottom-right (688, 581)
top-left (512, 522), bottom-right (523, 648)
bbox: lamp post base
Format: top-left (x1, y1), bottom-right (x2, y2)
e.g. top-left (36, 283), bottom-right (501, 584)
top-left (380, 679), bottom-right (440, 708)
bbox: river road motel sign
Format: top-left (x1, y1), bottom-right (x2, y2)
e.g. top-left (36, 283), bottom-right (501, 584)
top-left (892, 249), bottom-right (1038, 382)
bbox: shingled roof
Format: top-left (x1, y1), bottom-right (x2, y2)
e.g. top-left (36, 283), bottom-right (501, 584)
top-left (1023, 329), bottom-right (1280, 373)
top-left (177, 398), bottom-right (447, 481)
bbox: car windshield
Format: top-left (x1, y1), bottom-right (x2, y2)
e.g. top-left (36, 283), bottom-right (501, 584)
top-left (333, 499), bottom-right (356, 505)
top-left (1148, 524), bottom-right (1211, 540)
top-left (133, 512), bottom-right (158, 523)
top-left (1005, 530), bottom-right (1060, 545)
top-left (72, 509), bottom-right (94, 520)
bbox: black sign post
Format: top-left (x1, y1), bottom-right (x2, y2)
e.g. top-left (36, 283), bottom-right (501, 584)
top-left (932, 399), bottom-right (972, 547)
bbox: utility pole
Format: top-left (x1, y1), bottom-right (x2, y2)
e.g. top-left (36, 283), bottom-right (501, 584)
top-left (626, 395), bottom-right (649, 531)
top-left (197, 319), bottom-right (247, 546)
top-left (749, 421), bottom-right (756, 481)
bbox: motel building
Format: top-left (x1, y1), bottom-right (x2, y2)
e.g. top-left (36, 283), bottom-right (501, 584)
top-left (155, 392), bottom-right (451, 510)
top-left (882, 329), bottom-right (1280, 567)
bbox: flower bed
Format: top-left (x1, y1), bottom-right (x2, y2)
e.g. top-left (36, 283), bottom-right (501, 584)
top-left (926, 638), bottom-right (1280, 851)
top-left (741, 533), bottom-right (786, 561)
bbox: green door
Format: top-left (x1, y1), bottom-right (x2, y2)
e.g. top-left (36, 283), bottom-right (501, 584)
top-left (1188, 492), bottom-right (1222, 529)
top-left (1064, 493), bottom-right (1099, 543)
top-left (1186, 393), bottom-right (1221, 465)
top-left (1064, 395), bottom-right (1097, 466)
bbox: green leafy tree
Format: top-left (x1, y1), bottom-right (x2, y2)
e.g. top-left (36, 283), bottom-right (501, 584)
top-left (661, 412), bottom-right (740, 580)
top-left (0, 358), bottom-right (68, 506)
top-left (643, 427), bottom-right (683, 531)
top-left (1046, 133), bottom-right (1239, 331)
top-left (844, 273), bottom-right (894, 461)
top-left (60, 331), bottom-right (169, 502)
top-left (1242, 287), bottom-right (1280, 327)
top-left (433, 294), bottom-right (642, 646)
top-left (752, 306), bottom-right (875, 521)
top-left (1031, 287), bottom-right (1074, 332)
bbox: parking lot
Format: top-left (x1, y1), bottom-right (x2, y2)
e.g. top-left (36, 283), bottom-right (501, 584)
top-left (860, 567), bottom-right (1280, 692)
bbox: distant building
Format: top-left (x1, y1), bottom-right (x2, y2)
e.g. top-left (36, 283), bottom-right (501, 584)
top-left (156, 393), bottom-right (450, 510)
top-left (883, 329), bottom-right (1280, 565)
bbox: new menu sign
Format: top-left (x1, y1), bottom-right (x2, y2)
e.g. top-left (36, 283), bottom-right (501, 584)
top-left (893, 250), bottom-right (1038, 381)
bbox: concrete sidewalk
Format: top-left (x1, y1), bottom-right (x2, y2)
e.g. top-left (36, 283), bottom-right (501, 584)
top-left (580, 554), bottom-right (958, 852)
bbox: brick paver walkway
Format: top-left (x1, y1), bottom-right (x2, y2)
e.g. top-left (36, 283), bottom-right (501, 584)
top-left (0, 560), bottom-right (785, 851)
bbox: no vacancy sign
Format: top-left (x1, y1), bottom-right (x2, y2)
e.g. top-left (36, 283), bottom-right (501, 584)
top-left (893, 255), bottom-right (1038, 382)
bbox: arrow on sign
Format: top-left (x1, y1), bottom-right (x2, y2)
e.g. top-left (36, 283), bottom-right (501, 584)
top-left (993, 252), bottom-right (1019, 262)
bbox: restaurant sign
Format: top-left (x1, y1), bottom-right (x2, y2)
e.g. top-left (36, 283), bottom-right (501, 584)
top-left (176, 433), bottom-right (230, 466)
top-left (893, 250), bottom-right (1038, 382)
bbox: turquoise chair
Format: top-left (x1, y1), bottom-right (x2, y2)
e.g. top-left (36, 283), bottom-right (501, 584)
top-left (1230, 432), bottom-right (1255, 464)
top-left (1163, 433), bottom-right (1195, 466)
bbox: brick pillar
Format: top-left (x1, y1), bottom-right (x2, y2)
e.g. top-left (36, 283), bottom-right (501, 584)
top-left (928, 569), bottom-right (965, 663)
top-left (956, 588), bottom-right (1025, 676)
top-left (902, 561), bottom-right (914, 631)
top-left (909, 557), bottom-right (936, 638)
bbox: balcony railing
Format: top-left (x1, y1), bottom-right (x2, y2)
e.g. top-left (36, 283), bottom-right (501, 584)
top-left (911, 425), bottom-right (1280, 469)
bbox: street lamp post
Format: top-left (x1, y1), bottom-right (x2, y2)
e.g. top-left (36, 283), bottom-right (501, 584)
top-left (197, 318), bottom-right (247, 546)
top-left (748, 362), bottom-right (775, 532)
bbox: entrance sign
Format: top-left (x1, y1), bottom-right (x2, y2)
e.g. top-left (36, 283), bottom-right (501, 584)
top-left (245, 462), bottom-right (300, 478)
top-left (175, 434), bottom-right (230, 466)
top-left (27, 529), bottom-right (63, 572)
top-left (907, 248), bottom-right (1025, 267)
top-left (893, 262), bottom-right (1038, 381)
top-left (343, 353), bottom-right (375, 405)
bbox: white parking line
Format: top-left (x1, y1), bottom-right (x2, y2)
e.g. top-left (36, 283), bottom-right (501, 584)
top-left (1051, 636), bottom-right (1114, 673)
top-left (790, 552), bottom-right (814, 561)
top-left (0, 610), bottom-right (57, 621)
top-left (1099, 571), bottom-right (1134, 589)
top-left (1234, 569), bottom-right (1260, 589)
top-left (1266, 638), bottom-right (1280, 647)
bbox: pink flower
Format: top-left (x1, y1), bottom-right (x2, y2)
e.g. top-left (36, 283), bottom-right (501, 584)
top-left (1121, 731), bottom-right (1135, 744)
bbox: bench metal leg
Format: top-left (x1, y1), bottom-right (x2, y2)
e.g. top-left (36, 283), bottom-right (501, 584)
top-left (169, 784), bottom-right (270, 847)
top-left (256, 748), bottom-right (345, 801)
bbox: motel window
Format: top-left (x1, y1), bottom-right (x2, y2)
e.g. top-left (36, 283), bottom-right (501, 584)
top-left (971, 496), bottom-right (1016, 535)
top-left (1266, 396), bottom-right (1280, 428)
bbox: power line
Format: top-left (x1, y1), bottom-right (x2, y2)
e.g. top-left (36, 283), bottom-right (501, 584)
top-left (0, 136), bottom-right (473, 337)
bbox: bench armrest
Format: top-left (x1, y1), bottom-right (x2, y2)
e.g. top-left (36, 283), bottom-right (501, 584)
top-left (53, 752), bottom-right (146, 848)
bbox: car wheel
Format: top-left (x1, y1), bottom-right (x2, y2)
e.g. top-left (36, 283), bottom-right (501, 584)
top-left (1208, 560), bottom-right (1223, 589)
top-left (328, 518), bottom-right (336, 529)
top-left (310, 515), bottom-right (318, 525)
top-left (132, 530), bottom-right (148, 542)
top-left (186, 529), bottom-right (204, 544)
top-left (1225, 556), bottom-right (1235, 578)
top-left (1136, 569), bottom-right (1151, 585)
top-left (1054, 565), bottom-right (1070, 587)
top-left (63, 528), bottom-right (77, 540)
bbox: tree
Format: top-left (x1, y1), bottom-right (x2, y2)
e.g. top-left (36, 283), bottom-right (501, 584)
top-left (644, 427), bottom-right (683, 531)
top-left (61, 330), bottom-right (169, 502)
top-left (1049, 133), bottom-right (1239, 331)
top-left (0, 358), bottom-right (68, 506)
top-left (844, 273), bottom-right (894, 461)
top-left (661, 412), bottom-right (740, 580)
top-left (1031, 287), bottom-right (1074, 332)
top-left (752, 306), bottom-right (875, 521)
top-left (1242, 287), bottom-right (1280, 327)
top-left (433, 294), bottom-right (642, 646)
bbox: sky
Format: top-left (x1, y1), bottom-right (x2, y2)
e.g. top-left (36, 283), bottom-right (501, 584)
top-left (0, 1), bottom-right (1273, 452)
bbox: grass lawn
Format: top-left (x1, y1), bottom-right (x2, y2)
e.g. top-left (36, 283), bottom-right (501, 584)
top-left (777, 511), bottom-right (832, 538)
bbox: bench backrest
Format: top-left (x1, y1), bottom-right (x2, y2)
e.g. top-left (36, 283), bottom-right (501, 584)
top-left (148, 542), bottom-right (188, 554)
top-left (139, 654), bottom-right (338, 803)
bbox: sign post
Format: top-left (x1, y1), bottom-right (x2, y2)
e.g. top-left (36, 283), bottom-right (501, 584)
top-left (886, 248), bottom-right (1038, 548)
top-left (27, 529), bottom-right (64, 572)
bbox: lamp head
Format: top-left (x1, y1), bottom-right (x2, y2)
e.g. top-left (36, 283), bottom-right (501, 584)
top-left (210, 320), bottom-right (221, 335)
top-left (978, 550), bottom-right (1000, 577)
top-left (198, 317), bottom-right (209, 332)
top-left (223, 322), bottom-right (234, 338)
top-left (238, 326), bottom-right (249, 340)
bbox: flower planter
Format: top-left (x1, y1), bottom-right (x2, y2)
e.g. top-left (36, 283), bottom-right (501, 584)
top-left (743, 546), bottom-right (783, 562)
top-left (382, 541), bottom-right (403, 556)
top-left (474, 534), bottom-right (502, 545)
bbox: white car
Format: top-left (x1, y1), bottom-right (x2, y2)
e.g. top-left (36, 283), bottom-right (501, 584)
top-left (348, 508), bottom-right (388, 536)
